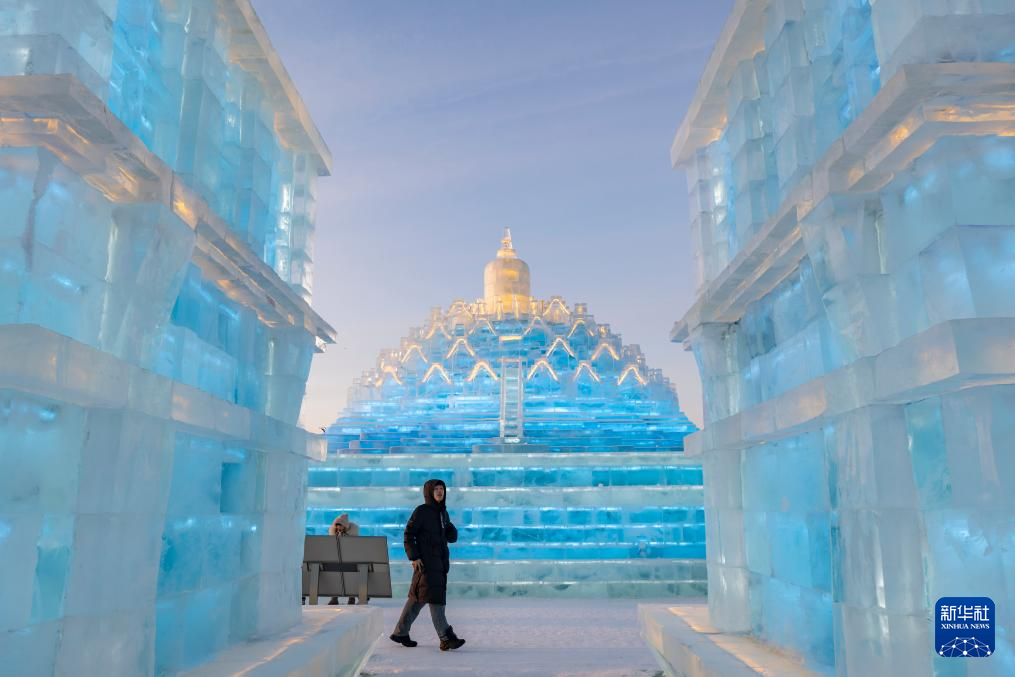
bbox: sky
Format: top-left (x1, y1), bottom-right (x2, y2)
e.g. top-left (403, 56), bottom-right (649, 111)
top-left (251, 0), bottom-right (735, 431)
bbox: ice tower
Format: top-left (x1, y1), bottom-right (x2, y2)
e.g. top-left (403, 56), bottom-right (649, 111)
top-left (640, 1), bottom-right (1015, 676)
top-left (0, 1), bottom-right (380, 675)
top-left (311, 231), bottom-right (704, 596)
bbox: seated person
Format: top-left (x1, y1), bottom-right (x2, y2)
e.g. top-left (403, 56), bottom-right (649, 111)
top-left (329, 514), bottom-right (361, 605)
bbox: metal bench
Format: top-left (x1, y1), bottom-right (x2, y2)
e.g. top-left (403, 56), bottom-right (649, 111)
top-left (302, 535), bottom-right (392, 605)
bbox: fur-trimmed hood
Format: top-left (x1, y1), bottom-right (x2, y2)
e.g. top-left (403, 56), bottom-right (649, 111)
top-left (422, 479), bottom-right (447, 508)
top-left (328, 513), bottom-right (359, 536)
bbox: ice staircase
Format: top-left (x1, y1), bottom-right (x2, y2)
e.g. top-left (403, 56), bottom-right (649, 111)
top-left (307, 451), bottom-right (706, 597)
top-left (498, 358), bottom-right (524, 440)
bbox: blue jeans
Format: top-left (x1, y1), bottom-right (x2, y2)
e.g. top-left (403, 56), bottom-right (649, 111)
top-left (393, 598), bottom-right (450, 640)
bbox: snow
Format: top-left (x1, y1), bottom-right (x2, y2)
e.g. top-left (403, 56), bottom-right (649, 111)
top-left (359, 598), bottom-right (667, 676)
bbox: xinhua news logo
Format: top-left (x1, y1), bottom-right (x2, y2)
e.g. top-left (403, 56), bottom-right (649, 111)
top-left (935, 597), bottom-right (994, 658)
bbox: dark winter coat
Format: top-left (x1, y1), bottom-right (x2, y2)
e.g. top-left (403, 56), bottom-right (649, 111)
top-left (404, 479), bottom-right (458, 605)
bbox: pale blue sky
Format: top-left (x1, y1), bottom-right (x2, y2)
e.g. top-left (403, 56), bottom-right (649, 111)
top-left (251, 0), bottom-right (735, 430)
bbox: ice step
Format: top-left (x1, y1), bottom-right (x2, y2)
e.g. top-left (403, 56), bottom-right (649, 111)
top-left (389, 558), bottom-right (706, 583)
top-left (315, 451), bottom-right (701, 469)
top-left (307, 505), bottom-right (705, 527)
top-left (309, 465), bottom-right (702, 488)
top-left (307, 485), bottom-right (703, 508)
top-left (420, 579), bottom-right (707, 598)
top-left (377, 559), bottom-right (708, 598)
top-left (306, 540), bottom-right (705, 560)
top-left (305, 523), bottom-right (704, 544)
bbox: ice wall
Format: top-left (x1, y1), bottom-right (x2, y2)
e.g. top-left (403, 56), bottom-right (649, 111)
top-left (672, 1), bottom-right (1015, 674)
top-left (0, 1), bottom-right (334, 674)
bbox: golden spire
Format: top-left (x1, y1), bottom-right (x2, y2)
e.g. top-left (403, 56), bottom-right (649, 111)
top-left (497, 227), bottom-right (517, 259)
top-left (484, 228), bottom-right (531, 314)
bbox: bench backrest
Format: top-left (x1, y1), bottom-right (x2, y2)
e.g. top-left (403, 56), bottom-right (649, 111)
top-left (304, 535), bottom-right (389, 564)
top-left (302, 535), bottom-right (392, 599)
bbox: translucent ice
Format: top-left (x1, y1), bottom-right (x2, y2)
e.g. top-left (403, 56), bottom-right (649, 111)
top-left (0, 0), bottom-right (331, 673)
top-left (672, 0), bottom-right (1015, 672)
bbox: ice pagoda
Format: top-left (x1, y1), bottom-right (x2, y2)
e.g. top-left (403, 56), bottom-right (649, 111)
top-left (308, 231), bottom-right (704, 596)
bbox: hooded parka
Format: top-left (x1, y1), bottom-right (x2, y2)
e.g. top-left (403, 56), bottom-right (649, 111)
top-left (404, 479), bottom-right (458, 605)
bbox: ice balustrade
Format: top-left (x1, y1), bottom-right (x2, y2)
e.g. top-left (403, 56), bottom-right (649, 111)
top-left (0, 1), bottom-right (333, 674)
top-left (671, 0), bottom-right (1015, 674)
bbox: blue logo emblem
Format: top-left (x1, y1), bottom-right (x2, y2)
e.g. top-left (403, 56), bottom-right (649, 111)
top-left (936, 597), bottom-right (994, 657)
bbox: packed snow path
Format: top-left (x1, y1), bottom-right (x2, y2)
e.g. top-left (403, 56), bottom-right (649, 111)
top-left (360, 598), bottom-right (666, 676)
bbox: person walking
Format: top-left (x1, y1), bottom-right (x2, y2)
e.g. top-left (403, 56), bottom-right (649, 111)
top-left (389, 479), bottom-right (466, 651)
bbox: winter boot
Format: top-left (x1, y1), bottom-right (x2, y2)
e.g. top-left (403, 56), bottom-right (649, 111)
top-left (389, 634), bottom-right (417, 648)
top-left (440, 627), bottom-right (465, 651)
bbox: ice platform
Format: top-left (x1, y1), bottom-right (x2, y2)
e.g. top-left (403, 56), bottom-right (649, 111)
top-left (639, 602), bottom-right (818, 677)
top-left (309, 451), bottom-right (706, 597)
top-left (178, 607), bottom-right (382, 677)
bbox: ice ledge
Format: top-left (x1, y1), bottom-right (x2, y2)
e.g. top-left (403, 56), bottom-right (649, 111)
top-left (307, 484), bottom-right (703, 508)
top-left (0, 323), bottom-right (327, 461)
top-left (671, 63), bottom-right (1015, 343)
top-left (0, 74), bottom-right (336, 348)
top-left (178, 607), bottom-right (382, 677)
top-left (317, 451), bottom-right (704, 469)
top-left (693, 318), bottom-right (1015, 454)
top-left (639, 601), bottom-right (819, 677)
top-left (670, 0), bottom-right (764, 166)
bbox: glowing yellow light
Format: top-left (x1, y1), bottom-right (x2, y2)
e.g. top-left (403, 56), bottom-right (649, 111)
top-left (466, 361), bottom-right (498, 382)
top-left (469, 318), bottom-right (498, 336)
top-left (446, 337), bottom-right (476, 359)
top-left (888, 122), bottom-right (912, 146)
top-left (618, 365), bottom-right (647, 386)
top-left (172, 193), bottom-right (198, 227)
top-left (523, 317), bottom-right (550, 336)
top-left (422, 363), bottom-right (451, 384)
top-left (573, 361), bottom-right (601, 383)
top-left (499, 335), bottom-right (522, 342)
top-left (424, 321), bottom-right (451, 340)
top-left (567, 318), bottom-right (595, 338)
top-left (546, 337), bottom-right (576, 358)
top-left (526, 358), bottom-right (559, 382)
top-left (543, 298), bottom-right (571, 319)
top-left (374, 364), bottom-right (403, 386)
top-left (591, 342), bottom-right (620, 361)
top-left (400, 344), bottom-right (428, 365)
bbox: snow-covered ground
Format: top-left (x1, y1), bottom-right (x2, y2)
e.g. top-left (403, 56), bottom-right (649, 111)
top-left (359, 597), bottom-right (669, 676)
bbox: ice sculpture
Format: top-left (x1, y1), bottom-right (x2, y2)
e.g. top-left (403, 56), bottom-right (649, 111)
top-left (654, 0), bottom-right (1015, 675)
top-left (0, 1), bottom-right (385, 675)
top-left (310, 232), bottom-right (705, 596)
